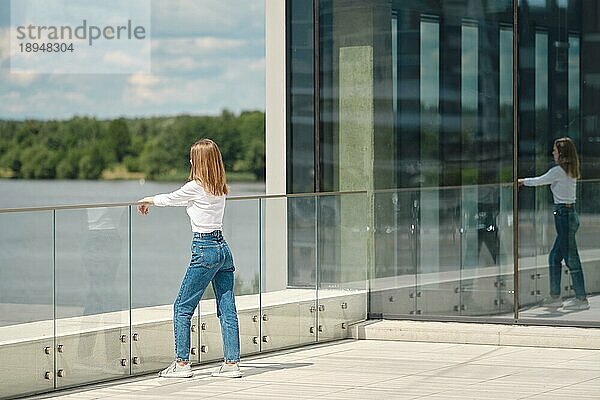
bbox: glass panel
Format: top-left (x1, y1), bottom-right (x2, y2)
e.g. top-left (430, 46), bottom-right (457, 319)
top-left (568, 34), bottom-right (580, 138)
top-left (417, 187), bottom-right (462, 316)
top-left (534, 31), bottom-right (549, 190)
top-left (372, 187), bottom-right (515, 318)
top-left (262, 196), bottom-right (317, 351)
top-left (532, 31), bottom-right (552, 306)
top-left (497, 28), bottom-right (515, 316)
top-left (577, 17), bottom-right (600, 348)
top-left (392, 15), bottom-right (398, 116)
top-left (460, 23), bottom-right (485, 315)
top-left (518, 31), bottom-right (547, 312)
top-left (497, 184), bottom-right (516, 315)
top-left (131, 206), bottom-right (193, 372)
top-left (55, 207), bottom-right (130, 387)
top-left (462, 185), bottom-right (515, 316)
top-left (520, 178), bottom-right (599, 322)
top-left (370, 190), bottom-right (416, 317)
top-left (317, 0), bottom-right (515, 320)
top-left (0, 211), bottom-right (54, 398)
top-left (500, 27), bottom-right (513, 147)
top-left (200, 199), bottom-right (261, 362)
top-left (576, 180), bottom-right (600, 321)
top-left (287, 0), bottom-right (315, 194)
top-left (420, 18), bottom-right (440, 189)
top-left (317, 192), bottom-right (368, 341)
top-left (518, 9), bottom-right (549, 315)
top-left (518, 0), bottom-right (599, 324)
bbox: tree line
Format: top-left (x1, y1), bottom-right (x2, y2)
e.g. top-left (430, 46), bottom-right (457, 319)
top-left (0, 110), bottom-right (265, 181)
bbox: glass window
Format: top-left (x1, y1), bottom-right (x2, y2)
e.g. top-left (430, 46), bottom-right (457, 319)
top-left (288, 0), bottom-right (599, 325)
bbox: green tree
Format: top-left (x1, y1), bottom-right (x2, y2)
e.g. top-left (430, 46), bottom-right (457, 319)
top-left (235, 111), bottom-right (265, 179)
top-left (104, 118), bottom-right (131, 163)
top-left (0, 111), bottom-right (266, 181)
top-left (56, 151), bottom-right (80, 179)
top-left (139, 139), bottom-right (176, 179)
top-left (78, 147), bottom-right (105, 179)
top-left (0, 147), bottom-right (21, 176)
top-left (19, 145), bottom-right (58, 179)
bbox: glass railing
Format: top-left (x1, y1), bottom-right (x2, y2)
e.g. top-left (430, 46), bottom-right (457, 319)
top-left (2, 182), bottom-right (599, 398)
top-left (370, 180), bottom-right (600, 324)
top-left (0, 191), bottom-right (369, 399)
top-left (370, 184), bottom-right (515, 318)
top-left (517, 179), bottom-right (600, 322)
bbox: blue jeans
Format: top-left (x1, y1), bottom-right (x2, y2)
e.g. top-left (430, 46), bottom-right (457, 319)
top-left (549, 205), bottom-right (587, 299)
top-left (173, 230), bottom-right (240, 362)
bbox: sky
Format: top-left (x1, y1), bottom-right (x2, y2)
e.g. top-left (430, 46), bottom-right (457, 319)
top-left (0, 0), bottom-right (265, 120)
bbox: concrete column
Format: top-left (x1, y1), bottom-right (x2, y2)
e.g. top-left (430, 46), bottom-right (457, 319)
top-left (264, 0), bottom-right (288, 292)
top-left (332, 0), bottom-right (395, 288)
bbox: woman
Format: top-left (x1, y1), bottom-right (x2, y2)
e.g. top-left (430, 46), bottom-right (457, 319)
top-left (519, 137), bottom-right (589, 311)
top-left (138, 138), bottom-right (243, 378)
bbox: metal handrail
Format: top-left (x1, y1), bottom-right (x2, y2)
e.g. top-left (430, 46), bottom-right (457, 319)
top-left (371, 178), bottom-right (600, 194)
top-left (1, 176), bottom-right (599, 213)
top-left (0, 189), bottom-right (368, 214)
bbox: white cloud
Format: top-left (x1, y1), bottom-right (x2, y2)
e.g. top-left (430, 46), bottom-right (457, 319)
top-left (191, 37), bottom-right (245, 51)
top-left (124, 73), bottom-right (184, 106)
top-left (152, 36), bottom-right (246, 57)
top-left (103, 50), bottom-right (147, 69)
top-left (150, 0), bottom-right (264, 39)
top-left (128, 72), bottom-right (160, 87)
top-left (149, 35), bottom-right (263, 75)
top-left (247, 57), bottom-right (265, 72)
top-left (63, 91), bottom-right (87, 103)
top-left (0, 0), bottom-right (265, 119)
top-left (0, 91), bottom-right (26, 115)
top-left (122, 63), bottom-right (264, 115)
top-left (0, 27), bottom-right (10, 66)
top-left (0, 91), bottom-right (21, 101)
top-left (8, 73), bottom-right (39, 86)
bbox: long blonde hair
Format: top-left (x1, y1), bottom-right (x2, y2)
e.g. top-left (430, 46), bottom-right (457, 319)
top-left (188, 139), bottom-right (229, 196)
top-left (554, 137), bottom-right (581, 179)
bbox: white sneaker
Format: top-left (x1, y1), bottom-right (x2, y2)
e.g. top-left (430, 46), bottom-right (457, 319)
top-left (542, 296), bottom-right (562, 308)
top-left (158, 361), bottom-right (193, 378)
top-left (211, 362), bottom-right (243, 378)
top-left (562, 298), bottom-right (590, 311)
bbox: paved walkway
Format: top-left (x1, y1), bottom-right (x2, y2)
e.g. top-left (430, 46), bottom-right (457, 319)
top-left (33, 339), bottom-right (600, 400)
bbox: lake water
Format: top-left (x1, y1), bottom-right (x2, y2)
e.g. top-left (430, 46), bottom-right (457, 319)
top-left (0, 180), bottom-right (266, 327)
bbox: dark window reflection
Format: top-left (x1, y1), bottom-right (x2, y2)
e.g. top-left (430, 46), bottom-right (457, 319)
top-left (287, 0), bottom-right (600, 319)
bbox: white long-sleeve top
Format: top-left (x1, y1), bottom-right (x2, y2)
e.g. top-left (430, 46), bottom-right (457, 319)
top-left (153, 180), bottom-right (225, 233)
top-left (522, 165), bottom-right (576, 204)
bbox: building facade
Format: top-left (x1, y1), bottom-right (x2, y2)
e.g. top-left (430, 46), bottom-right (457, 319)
top-left (268, 0), bottom-right (600, 326)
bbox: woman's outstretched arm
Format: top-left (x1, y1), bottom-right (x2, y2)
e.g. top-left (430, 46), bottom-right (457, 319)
top-left (520, 166), bottom-right (560, 187)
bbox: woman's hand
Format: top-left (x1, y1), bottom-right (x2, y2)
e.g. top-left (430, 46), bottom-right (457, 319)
top-left (137, 196), bottom-right (154, 215)
top-left (517, 179), bottom-right (525, 188)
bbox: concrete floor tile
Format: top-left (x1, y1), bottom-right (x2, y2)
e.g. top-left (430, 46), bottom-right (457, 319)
top-left (209, 394), bottom-right (311, 399)
top-left (28, 340), bottom-right (600, 400)
top-left (365, 374), bottom-right (483, 391)
top-left (323, 387), bottom-right (422, 399)
top-left (418, 395), bottom-right (513, 400)
top-left (219, 382), bottom-right (340, 397)
top-left (570, 377), bottom-right (600, 388)
top-left (423, 388), bottom-right (530, 400)
top-left (524, 394), bottom-right (600, 400)
top-left (487, 367), bottom-right (600, 386)
top-left (467, 382), bottom-right (555, 394)
top-left (418, 363), bottom-right (523, 380)
top-left (574, 352), bottom-right (600, 361)
top-left (537, 386), bottom-right (600, 398)
top-left (560, 359), bottom-right (600, 370)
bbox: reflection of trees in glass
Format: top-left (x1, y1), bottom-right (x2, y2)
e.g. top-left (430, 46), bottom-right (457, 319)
top-left (0, 110), bottom-right (265, 181)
